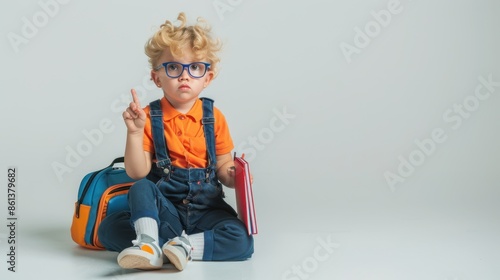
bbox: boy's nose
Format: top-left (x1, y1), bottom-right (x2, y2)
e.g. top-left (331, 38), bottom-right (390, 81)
top-left (179, 66), bottom-right (190, 80)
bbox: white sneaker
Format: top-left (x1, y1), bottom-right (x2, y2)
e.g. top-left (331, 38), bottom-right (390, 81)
top-left (162, 232), bottom-right (192, 271)
top-left (117, 234), bottom-right (163, 270)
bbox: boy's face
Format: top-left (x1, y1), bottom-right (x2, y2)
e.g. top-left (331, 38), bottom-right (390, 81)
top-left (151, 46), bottom-right (214, 108)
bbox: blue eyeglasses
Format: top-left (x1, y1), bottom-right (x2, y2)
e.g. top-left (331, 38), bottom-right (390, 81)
top-left (154, 62), bottom-right (211, 78)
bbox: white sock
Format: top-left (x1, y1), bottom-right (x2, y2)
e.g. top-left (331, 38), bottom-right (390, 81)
top-left (188, 232), bottom-right (205, 260)
top-left (134, 217), bottom-right (159, 245)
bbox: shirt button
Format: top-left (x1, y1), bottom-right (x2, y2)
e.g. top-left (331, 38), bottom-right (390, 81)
top-left (179, 115), bottom-right (186, 120)
top-left (177, 131), bottom-right (182, 136)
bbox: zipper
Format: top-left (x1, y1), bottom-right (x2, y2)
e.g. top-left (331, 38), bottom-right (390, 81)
top-left (75, 157), bottom-right (125, 218)
top-left (91, 183), bottom-right (132, 247)
top-left (75, 169), bottom-right (103, 218)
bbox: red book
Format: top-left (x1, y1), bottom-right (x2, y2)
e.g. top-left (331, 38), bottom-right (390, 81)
top-left (234, 154), bottom-right (258, 235)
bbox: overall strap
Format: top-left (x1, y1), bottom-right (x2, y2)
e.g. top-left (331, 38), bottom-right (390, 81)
top-left (149, 99), bottom-right (172, 177)
top-left (200, 97), bottom-right (217, 174)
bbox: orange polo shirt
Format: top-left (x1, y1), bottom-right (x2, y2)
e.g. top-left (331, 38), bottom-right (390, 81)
top-left (142, 98), bottom-right (234, 168)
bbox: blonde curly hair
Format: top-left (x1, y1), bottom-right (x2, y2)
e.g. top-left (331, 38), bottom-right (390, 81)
top-left (145, 12), bottom-right (222, 76)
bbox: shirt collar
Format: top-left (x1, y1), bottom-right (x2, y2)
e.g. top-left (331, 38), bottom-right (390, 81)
top-left (160, 97), bottom-right (202, 122)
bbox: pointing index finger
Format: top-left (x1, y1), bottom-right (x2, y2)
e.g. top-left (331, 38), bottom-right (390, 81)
top-left (131, 88), bottom-right (140, 106)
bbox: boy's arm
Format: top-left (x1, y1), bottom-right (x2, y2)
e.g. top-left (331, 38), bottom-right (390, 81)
top-left (123, 89), bottom-right (152, 179)
top-left (216, 153), bottom-right (235, 188)
top-left (124, 137), bottom-right (152, 179)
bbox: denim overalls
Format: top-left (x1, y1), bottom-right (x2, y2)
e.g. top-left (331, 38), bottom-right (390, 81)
top-left (98, 98), bottom-right (254, 261)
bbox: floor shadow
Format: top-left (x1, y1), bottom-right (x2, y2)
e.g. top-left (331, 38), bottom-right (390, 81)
top-left (22, 224), bottom-right (186, 277)
top-left (22, 224), bottom-right (116, 262)
top-left (99, 265), bottom-right (180, 278)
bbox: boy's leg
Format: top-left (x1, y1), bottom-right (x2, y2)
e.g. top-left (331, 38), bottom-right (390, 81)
top-left (190, 209), bottom-right (254, 261)
top-left (113, 179), bottom-right (183, 270)
top-left (98, 211), bottom-right (136, 252)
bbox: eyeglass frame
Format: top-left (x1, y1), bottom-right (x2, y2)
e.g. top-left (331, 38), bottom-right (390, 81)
top-left (153, 62), bottom-right (211, 79)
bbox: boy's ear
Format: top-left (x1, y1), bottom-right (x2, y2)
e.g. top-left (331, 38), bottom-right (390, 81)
top-left (151, 70), bottom-right (161, 87)
top-left (204, 71), bottom-right (215, 88)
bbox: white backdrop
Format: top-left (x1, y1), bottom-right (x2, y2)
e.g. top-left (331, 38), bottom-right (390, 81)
top-left (1, 0), bottom-right (500, 279)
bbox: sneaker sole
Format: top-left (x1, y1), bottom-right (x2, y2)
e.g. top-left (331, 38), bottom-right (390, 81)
top-left (163, 245), bottom-right (187, 271)
top-left (117, 250), bottom-right (162, 270)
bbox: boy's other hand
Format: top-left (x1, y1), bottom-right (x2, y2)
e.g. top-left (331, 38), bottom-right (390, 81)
top-left (227, 166), bottom-right (254, 185)
top-left (123, 89), bottom-right (146, 134)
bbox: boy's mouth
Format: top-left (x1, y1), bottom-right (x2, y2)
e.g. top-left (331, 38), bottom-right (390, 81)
top-left (179, 84), bottom-right (191, 90)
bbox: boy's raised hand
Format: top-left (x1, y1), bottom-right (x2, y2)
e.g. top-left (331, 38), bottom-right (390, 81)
top-left (123, 89), bottom-right (146, 134)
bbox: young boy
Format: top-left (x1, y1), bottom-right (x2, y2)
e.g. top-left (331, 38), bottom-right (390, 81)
top-left (97, 12), bottom-right (254, 271)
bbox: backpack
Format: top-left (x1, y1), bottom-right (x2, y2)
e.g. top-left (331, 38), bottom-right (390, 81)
top-left (70, 157), bottom-right (136, 250)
